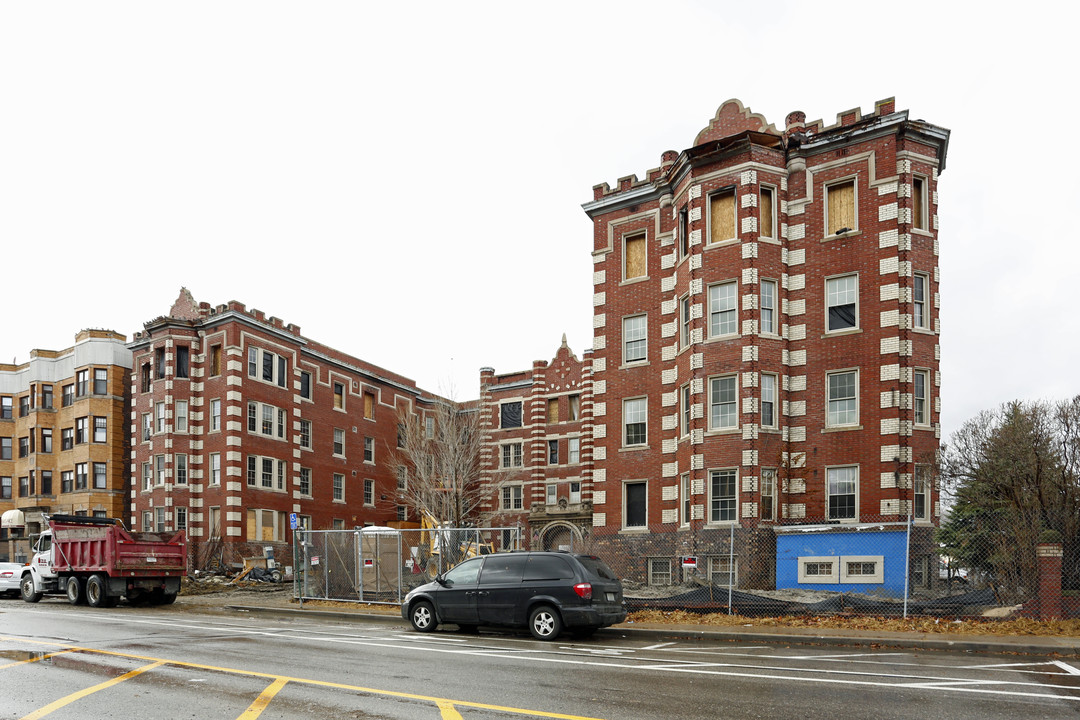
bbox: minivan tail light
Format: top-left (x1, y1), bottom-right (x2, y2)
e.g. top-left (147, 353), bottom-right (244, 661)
top-left (573, 582), bottom-right (592, 600)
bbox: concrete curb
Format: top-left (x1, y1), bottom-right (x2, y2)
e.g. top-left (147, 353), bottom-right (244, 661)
top-left (220, 604), bottom-right (1080, 657)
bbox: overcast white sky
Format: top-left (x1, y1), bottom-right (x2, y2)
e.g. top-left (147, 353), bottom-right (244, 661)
top-left (1, 1), bottom-right (1077, 442)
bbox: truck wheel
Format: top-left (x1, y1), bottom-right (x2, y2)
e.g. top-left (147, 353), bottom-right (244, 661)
top-left (160, 593), bottom-right (177, 605)
top-left (86, 575), bottom-right (109, 608)
top-left (66, 577), bottom-right (85, 605)
top-left (20, 575), bottom-right (43, 603)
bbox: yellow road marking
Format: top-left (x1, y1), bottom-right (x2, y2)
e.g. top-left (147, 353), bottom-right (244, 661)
top-left (1, 637), bottom-right (606, 720)
top-left (237, 677), bottom-right (289, 720)
top-left (20, 660), bottom-right (165, 720)
top-left (0, 649), bottom-right (76, 670)
top-left (438, 699), bottom-right (464, 720)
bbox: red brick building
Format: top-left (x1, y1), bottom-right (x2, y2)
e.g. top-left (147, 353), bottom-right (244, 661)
top-left (578, 98), bottom-right (950, 588)
top-left (128, 289), bottom-right (446, 568)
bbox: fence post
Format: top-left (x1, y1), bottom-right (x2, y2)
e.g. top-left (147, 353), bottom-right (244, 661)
top-left (1036, 535), bottom-right (1064, 620)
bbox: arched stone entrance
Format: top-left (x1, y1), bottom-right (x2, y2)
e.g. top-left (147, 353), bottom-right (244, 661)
top-left (540, 522), bottom-right (582, 552)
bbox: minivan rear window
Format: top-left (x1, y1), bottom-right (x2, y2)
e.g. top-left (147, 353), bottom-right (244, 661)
top-left (576, 556), bottom-right (618, 581)
top-left (523, 555), bottom-right (575, 581)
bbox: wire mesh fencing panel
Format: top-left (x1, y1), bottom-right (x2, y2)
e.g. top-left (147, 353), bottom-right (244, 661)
top-left (294, 526), bottom-right (523, 605)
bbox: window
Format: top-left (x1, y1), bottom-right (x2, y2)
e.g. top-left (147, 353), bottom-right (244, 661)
top-left (76, 462), bottom-right (89, 490)
top-left (548, 439), bottom-right (559, 465)
top-left (61, 470), bottom-right (73, 493)
top-left (914, 465), bottom-right (931, 521)
top-left (913, 369), bottom-right (930, 426)
top-left (0, 396), bottom-right (10, 419)
top-left (333, 428), bottom-right (345, 456)
top-left (798, 558), bottom-right (837, 583)
top-left (425, 416), bottom-right (434, 438)
top-left (826, 274), bottom-right (858, 332)
top-left (760, 186), bottom-right (775, 239)
top-left (568, 437), bottom-right (580, 464)
top-left (76, 369), bottom-right (88, 397)
top-left (142, 511), bottom-right (153, 532)
top-left (826, 179), bottom-right (856, 235)
top-left (300, 420), bottom-right (312, 449)
top-left (679, 384), bottom-right (691, 437)
top-left (396, 423), bottom-right (405, 448)
top-left (913, 272), bottom-right (930, 330)
top-left (89, 368), bottom-right (107, 395)
top-left (40, 470), bottom-right (52, 495)
top-left (333, 382), bottom-right (345, 409)
top-left (678, 206), bottom-right (689, 258)
top-left (209, 453), bottom-right (221, 486)
top-left (709, 189), bottom-right (735, 244)
top-left (364, 392), bottom-right (375, 420)
top-left (708, 557), bottom-right (736, 587)
top-left (18, 437), bottom-right (28, 458)
top-left (501, 485), bottom-right (522, 511)
top-left (709, 375), bottom-right (738, 431)
top-left (208, 507), bottom-right (222, 538)
top-left (18, 395), bottom-right (28, 418)
top-left (19, 475), bottom-right (30, 497)
top-left (154, 455), bottom-right (165, 486)
top-left (500, 401), bottom-right (522, 429)
top-left (761, 373), bottom-right (777, 429)
top-left (840, 556), bottom-right (884, 584)
top-left (174, 402), bottom-right (187, 433)
top-left (679, 295), bottom-right (691, 348)
top-left (142, 462), bottom-right (152, 491)
top-left (299, 467), bottom-right (311, 496)
top-left (363, 436), bottom-right (374, 462)
top-left (63, 383), bottom-right (75, 406)
top-left (156, 402), bottom-right (166, 433)
top-left (210, 399), bottom-right (221, 432)
top-left (75, 416), bottom-right (88, 444)
top-left (568, 394), bottom-right (580, 421)
top-left (299, 370), bottom-right (311, 399)
top-left (545, 484), bottom-right (557, 505)
top-left (248, 347), bottom-right (287, 387)
top-left (623, 398), bottom-right (647, 446)
top-left (708, 281), bottom-right (737, 337)
top-left (760, 279), bottom-right (776, 335)
top-left (827, 466), bottom-right (858, 521)
top-left (0, 437), bottom-right (9, 460)
top-left (141, 414), bottom-right (151, 441)
top-left (546, 398), bottom-right (559, 424)
top-left (648, 558), bottom-right (672, 586)
top-left (619, 314), bottom-right (649, 365)
top-left (912, 176), bottom-right (927, 231)
top-left (569, 481), bottom-right (581, 504)
top-left (175, 347), bottom-right (189, 379)
top-left (624, 232), bottom-right (646, 280)
top-left (42, 384), bottom-right (53, 409)
top-left (93, 462), bottom-right (107, 489)
top-left (248, 401), bottom-right (285, 439)
top-left (501, 443), bottom-right (523, 468)
top-left (155, 348), bottom-right (165, 379)
top-left (333, 473), bottom-right (344, 501)
top-left (397, 466), bottom-right (407, 491)
top-left (247, 509), bottom-right (285, 542)
top-left (624, 481), bottom-right (647, 528)
top-left (41, 428), bottom-right (52, 453)
top-left (175, 455), bottom-right (187, 485)
top-left (176, 507), bottom-right (187, 531)
top-left (210, 345), bottom-right (222, 377)
top-left (140, 364), bottom-right (151, 393)
top-left (709, 469), bottom-right (737, 523)
top-left (680, 473), bottom-right (690, 527)
top-left (827, 370), bottom-right (858, 427)
top-left (761, 469), bottom-right (777, 521)
top-left (4, 476), bottom-right (16, 499)
top-left (364, 479), bottom-right (374, 506)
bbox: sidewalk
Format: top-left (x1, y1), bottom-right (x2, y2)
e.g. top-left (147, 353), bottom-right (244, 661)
top-left (184, 592), bottom-right (1080, 658)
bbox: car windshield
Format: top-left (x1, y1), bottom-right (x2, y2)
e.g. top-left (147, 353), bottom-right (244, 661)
top-left (576, 556), bottom-right (618, 581)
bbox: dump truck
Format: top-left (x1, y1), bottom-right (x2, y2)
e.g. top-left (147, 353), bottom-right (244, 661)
top-left (20, 514), bottom-right (187, 607)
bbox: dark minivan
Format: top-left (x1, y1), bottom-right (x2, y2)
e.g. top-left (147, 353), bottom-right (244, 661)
top-left (401, 552), bottom-right (625, 640)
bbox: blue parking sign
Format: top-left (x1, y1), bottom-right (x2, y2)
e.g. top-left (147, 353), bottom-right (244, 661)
top-left (289, 513), bottom-right (298, 530)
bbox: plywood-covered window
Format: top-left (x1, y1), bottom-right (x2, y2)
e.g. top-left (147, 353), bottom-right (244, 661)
top-left (709, 190), bottom-right (735, 244)
top-left (247, 509), bottom-right (282, 541)
top-left (760, 186), bottom-right (775, 238)
top-left (547, 398), bottom-right (559, 424)
top-left (912, 176), bottom-right (926, 230)
top-left (826, 180), bottom-right (855, 235)
top-left (624, 233), bottom-right (646, 279)
top-left (363, 392), bottom-right (375, 419)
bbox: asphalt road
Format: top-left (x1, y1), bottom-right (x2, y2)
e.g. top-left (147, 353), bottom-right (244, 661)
top-left (2, 598), bottom-right (1080, 719)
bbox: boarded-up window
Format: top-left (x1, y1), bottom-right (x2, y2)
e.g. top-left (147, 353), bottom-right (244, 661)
top-left (333, 382), bottom-right (344, 409)
top-left (364, 392), bottom-right (375, 419)
top-left (912, 177), bottom-right (925, 230)
top-left (709, 190), bottom-right (735, 243)
top-left (624, 233), bottom-right (646, 279)
top-left (827, 180), bottom-right (855, 235)
top-left (547, 398), bottom-right (559, 424)
top-left (500, 401), bottom-right (523, 428)
top-left (760, 187), bottom-right (774, 238)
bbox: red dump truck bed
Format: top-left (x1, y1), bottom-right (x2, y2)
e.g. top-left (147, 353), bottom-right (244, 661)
top-left (50, 518), bottom-right (186, 578)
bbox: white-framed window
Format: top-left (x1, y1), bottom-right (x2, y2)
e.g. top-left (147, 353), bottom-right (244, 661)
top-left (92, 462), bottom-right (106, 489)
top-left (209, 398), bottom-right (221, 432)
top-left (680, 472), bottom-right (690, 527)
top-left (623, 397), bottom-right (647, 446)
top-left (155, 402), bottom-right (167, 433)
top-left (568, 437), bottom-right (580, 464)
top-left (156, 509), bottom-right (167, 532)
top-left (209, 453), bottom-right (220, 486)
top-left (142, 413), bottom-right (152, 441)
top-left (648, 558), bottom-right (672, 586)
top-left (175, 400), bottom-right (188, 433)
top-left (760, 279), bottom-right (777, 335)
top-left (827, 465), bottom-right (858, 521)
top-left (247, 456), bottom-right (286, 491)
top-left (248, 401), bottom-right (286, 439)
top-left (680, 384), bottom-right (691, 437)
top-left (761, 468), bottom-right (777, 521)
top-left (333, 381), bottom-right (345, 410)
top-left (624, 480), bottom-right (647, 528)
top-left (501, 484), bottom-right (522, 510)
top-left (569, 481), bottom-right (581, 504)
top-left (209, 507), bottom-right (221, 538)
top-left (142, 462), bottom-right (152, 491)
top-left (175, 454), bottom-right (187, 485)
top-left (364, 436), bottom-right (374, 462)
top-left (826, 274), bottom-right (858, 332)
top-left (546, 484), bottom-right (557, 505)
top-left (623, 231), bottom-right (646, 280)
top-left (912, 175), bottom-right (928, 231)
top-left (299, 467), bottom-right (311, 497)
top-left (798, 557), bottom-right (839, 584)
top-left (501, 442), bottom-right (523, 468)
top-left (333, 428), bottom-right (345, 456)
top-left (709, 375), bottom-right (738, 431)
top-left (93, 416), bottom-right (107, 443)
top-left (364, 479), bottom-right (374, 506)
top-left (840, 556), bottom-right (884, 584)
top-left (914, 464), bottom-right (932, 521)
top-left (680, 295), bottom-right (691, 349)
top-left (708, 281), bottom-right (738, 338)
top-left (247, 346), bottom-right (288, 388)
top-left (300, 419), bottom-right (312, 449)
top-left (913, 272), bottom-right (930, 330)
top-left (154, 454), bottom-right (166, 486)
top-left (425, 416), bottom-right (434, 438)
top-left (708, 469), bottom-right (737, 523)
top-left (759, 185), bottom-right (776, 239)
top-left (825, 178), bottom-right (856, 235)
top-left (913, 368), bottom-right (930, 426)
top-left (708, 188), bottom-right (736, 244)
top-left (708, 556), bottom-right (736, 587)
top-left (175, 507), bottom-right (187, 531)
top-left (397, 466), bottom-right (407, 491)
top-left (761, 373), bottom-right (777, 429)
top-left (333, 473), bottom-right (344, 502)
top-left (500, 401), bottom-right (523, 429)
top-left (623, 314), bottom-right (647, 364)
top-left (827, 369), bottom-right (859, 427)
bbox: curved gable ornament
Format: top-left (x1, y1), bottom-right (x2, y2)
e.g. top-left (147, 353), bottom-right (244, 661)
top-left (694, 99), bottom-right (779, 146)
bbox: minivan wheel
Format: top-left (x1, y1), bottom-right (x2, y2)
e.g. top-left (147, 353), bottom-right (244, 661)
top-left (529, 605), bottom-right (562, 641)
top-left (410, 600), bottom-right (438, 633)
